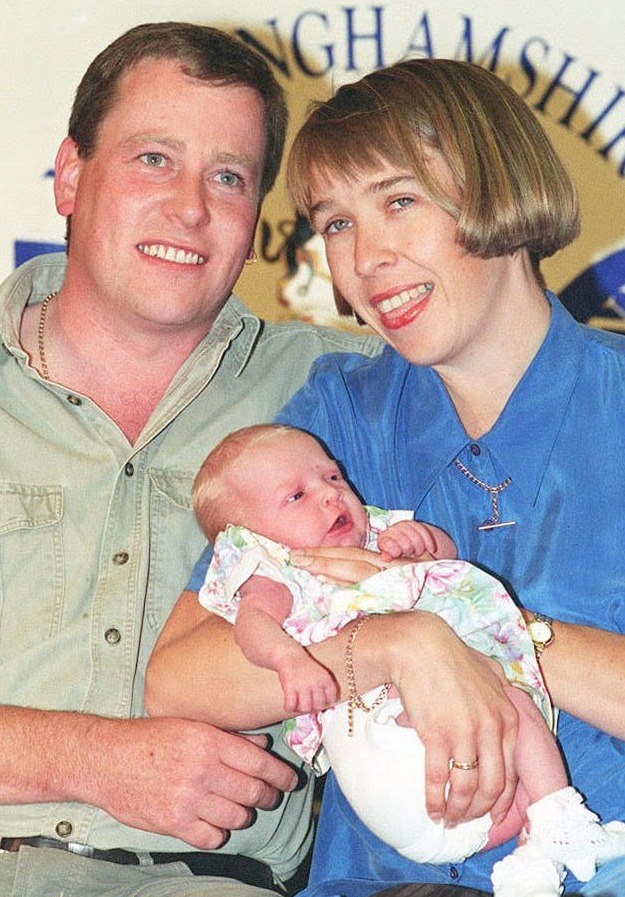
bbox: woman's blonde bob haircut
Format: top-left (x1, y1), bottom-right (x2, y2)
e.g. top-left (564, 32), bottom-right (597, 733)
top-left (288, 58), bottom-right (579, 262)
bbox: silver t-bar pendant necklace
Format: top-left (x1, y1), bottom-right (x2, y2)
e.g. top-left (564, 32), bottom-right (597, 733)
top-left (453, 458), bottom-right (516, 531)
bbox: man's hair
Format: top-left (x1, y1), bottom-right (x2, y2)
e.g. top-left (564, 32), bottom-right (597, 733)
top-left (288, 58), bottom-right (579, 264)
top-left (193, 424), bottom-right (300, 544)
top-left (69, 21), bottom-right (287, 202)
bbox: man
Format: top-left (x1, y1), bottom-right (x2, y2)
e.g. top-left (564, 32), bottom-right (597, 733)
top-left (0, 21), bottom-right (380, 897)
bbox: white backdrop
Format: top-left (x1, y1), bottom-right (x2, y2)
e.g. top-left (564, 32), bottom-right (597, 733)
top-left (2, 1), bottom-right (624, 327)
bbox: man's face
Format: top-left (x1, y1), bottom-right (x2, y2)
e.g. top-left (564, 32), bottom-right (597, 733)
top-left (54, 57), bottom-right (266, 336)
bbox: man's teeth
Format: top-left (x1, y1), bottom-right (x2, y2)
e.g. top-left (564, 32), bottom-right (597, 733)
top-left (377, 283), bottom-right (432, 314)
top-left (138, 244), bottom-right (205, 265)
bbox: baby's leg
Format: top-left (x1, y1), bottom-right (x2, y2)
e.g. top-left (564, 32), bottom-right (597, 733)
top-left (485, 684), bottom-right (567, 849)
top-left (490, 688), bottom-right (625, 890)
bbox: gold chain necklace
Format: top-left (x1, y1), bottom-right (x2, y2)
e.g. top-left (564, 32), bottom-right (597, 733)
top-left (38, 291), bottom-right (58, 380)
top-left (453, 457), bottom-right (516, 531)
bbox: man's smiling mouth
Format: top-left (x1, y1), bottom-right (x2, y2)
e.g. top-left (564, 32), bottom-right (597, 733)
top-left (138, 243), bottom-right (206, 265)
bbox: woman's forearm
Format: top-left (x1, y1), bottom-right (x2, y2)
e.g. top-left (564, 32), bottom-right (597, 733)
top-left (528, 614), bottom-right (625, 739)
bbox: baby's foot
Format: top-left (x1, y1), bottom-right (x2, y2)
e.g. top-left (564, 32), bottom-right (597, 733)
top-left (491, 841), bottom-right (564, 897)
top-left (527, 786), bottom-right (625, 882)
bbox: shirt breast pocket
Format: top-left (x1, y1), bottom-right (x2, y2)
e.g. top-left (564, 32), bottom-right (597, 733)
top-left (145, 468), bottom-right (205, 634)
top-left (0, 483), bottom-right (64, 660)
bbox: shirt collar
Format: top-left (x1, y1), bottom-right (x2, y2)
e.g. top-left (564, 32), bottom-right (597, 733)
top-left (484, 293), bottom-right (585, 505)
top-left (405, 292), bottom-right (585, 508)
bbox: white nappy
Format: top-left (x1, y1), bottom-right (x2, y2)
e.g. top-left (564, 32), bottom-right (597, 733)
top-left (321, 689), bottom-right (492, 863)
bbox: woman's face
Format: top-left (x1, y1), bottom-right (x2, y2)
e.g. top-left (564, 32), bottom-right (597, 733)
top-left (308, 156), bottom-right (521, 378)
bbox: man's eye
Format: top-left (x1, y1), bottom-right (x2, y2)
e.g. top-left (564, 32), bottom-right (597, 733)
top-left (216, 171), bottom-right (241, 187)
top-left (140, 153), bottom-right (166, 167)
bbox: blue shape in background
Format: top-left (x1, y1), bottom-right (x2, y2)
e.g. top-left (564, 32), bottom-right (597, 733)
top-left (15, 240), bottom-right (65, 268)
top-left (561, 249), bottom-right (625, 325)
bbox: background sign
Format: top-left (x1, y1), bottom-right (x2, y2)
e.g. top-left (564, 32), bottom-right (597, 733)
top-left (3, 2), bottom-right (624, 329)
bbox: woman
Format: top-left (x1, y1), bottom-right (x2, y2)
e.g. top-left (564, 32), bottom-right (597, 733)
top-left (147, 60), bottom-right (625, 895)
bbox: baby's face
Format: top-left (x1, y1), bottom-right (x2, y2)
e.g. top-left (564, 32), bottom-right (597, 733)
top-left (229, 431), bottom-right (368, 549)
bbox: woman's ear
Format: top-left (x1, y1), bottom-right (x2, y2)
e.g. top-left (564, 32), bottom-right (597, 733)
top-left (53, 137), bottom-right (83, 216)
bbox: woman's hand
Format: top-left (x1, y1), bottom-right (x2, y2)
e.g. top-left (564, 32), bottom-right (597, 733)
top-left (290, 545), bottom-right (395, 585)
top-left (352, 611), bottom-right (520, 828)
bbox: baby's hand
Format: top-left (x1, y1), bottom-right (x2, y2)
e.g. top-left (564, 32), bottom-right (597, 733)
top-left (378, 520), bottom-right (457, 562)
top-left (278, 656), bottom-right (338, 715)
top-left (378, 520), bottom-right (437, 561)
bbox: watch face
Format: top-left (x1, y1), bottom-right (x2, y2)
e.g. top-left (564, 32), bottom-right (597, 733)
top-left (529, 620), bottom-right (552, 643)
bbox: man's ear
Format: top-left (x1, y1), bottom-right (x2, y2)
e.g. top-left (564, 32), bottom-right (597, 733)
top-left (54, 137), bottom-right (83, 216)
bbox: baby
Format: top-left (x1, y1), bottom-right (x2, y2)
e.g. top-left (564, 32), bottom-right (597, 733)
top-left (193, 423), bottom-right (625, 897)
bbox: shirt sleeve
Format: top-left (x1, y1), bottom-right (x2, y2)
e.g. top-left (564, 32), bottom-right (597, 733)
top-left (275, 351), bottom-right (366, 460)
top-left (185, 542), bottom-right (213, 592)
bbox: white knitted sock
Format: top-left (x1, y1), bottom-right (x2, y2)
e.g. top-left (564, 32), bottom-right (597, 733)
top-left (525, 786), bottom-right (625, 882)
top-left (491, 840), bottom-right (564, 897)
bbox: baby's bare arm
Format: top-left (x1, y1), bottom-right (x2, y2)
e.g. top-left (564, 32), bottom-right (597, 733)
top-left (236, 577), bottom-right (338, 714)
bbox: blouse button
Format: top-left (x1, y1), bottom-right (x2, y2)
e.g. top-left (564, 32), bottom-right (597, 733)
top-left (105, 628), bottom-right (121, 645)
top-left (124, 462), bottom-right (134, 477)
top-left (66, 394), bottom-right (82, 406)
top-left (112, 551), bottom-right (129, 566)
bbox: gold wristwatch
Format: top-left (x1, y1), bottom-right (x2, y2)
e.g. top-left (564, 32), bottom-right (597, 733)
top-left (527, 613), bottom-right (554, 658)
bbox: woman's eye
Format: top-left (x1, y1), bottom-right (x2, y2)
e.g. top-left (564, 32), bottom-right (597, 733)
top-left (140, 152), bottom-right (166, 167)
top-left (325, 218), bottom-right (351, 235)
top-left (390, 196), bottom-right (414, 210)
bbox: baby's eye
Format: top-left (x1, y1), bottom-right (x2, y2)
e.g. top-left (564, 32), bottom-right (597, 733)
top-left (287, 490), bottom-right (304, 503)
top-left (140, 152), bottom-right (167, 167)
top-left (329, 472), bottom-right (343, 482)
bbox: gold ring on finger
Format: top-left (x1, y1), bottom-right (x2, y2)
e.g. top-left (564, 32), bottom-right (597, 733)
top-left (449, 758), bottom-right (479, 771)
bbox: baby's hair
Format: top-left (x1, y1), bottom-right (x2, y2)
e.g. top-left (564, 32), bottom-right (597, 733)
top-left (193, 423), bottom-right (304, 543)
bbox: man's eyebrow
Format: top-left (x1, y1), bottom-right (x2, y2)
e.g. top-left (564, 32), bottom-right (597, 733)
top-left (213, 151), bottom-right (259, 170)
top-left (123, 134), bottom-right (185, 151)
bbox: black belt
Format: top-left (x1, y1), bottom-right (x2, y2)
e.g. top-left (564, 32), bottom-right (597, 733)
top-left (0, 837), bottom-right (277, 890)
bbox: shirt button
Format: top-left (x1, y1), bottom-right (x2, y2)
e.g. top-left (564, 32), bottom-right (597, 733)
top-left (450, 866), bottom-right (459, 880)
top-left (55, 820), bottom-right (73, 838)
top-left (112, 551), bottom-right (129, 566)
top-left (105, 628), bottom-right (121, 645)
top-left (124, 462), bottom-right (135, 477)
top-left (66, 394), bottom-right (82, 406)
top-left (470, 443), bottom-right (481, 456)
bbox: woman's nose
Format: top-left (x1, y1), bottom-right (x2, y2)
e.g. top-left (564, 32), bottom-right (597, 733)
top-left (354, 226), bottom-right (397, 277)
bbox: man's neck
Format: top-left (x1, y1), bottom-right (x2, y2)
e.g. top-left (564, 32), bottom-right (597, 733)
top-left (20, 291), bottom-right (210, 444)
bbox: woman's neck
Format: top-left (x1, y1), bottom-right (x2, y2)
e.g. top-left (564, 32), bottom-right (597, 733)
top-left (437, 278), bottom-right (552, 439)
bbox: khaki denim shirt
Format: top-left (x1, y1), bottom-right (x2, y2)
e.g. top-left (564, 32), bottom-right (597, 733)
top-left (0, 253), bottom-right (379, 880)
